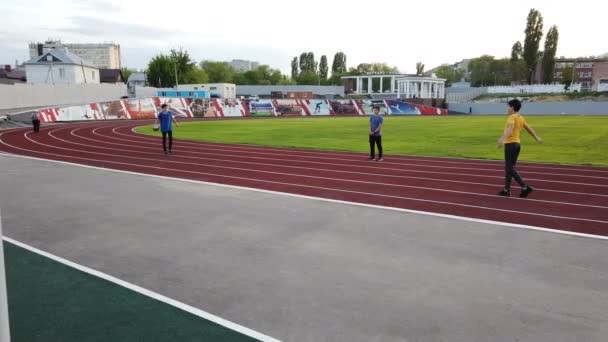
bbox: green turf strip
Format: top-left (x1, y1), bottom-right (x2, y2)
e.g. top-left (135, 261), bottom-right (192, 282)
top-left (4, 241), bottom-right (258, 342)
top-left (136, 116), bottom-right (608, 166)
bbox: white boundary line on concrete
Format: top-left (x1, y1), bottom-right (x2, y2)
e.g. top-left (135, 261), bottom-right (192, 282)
top-left (0, 235), bottom-right (281, 342)
top-left (0, 211), bottom-right (11, 342)
top-left (1, 152), bottom-right (607, 241)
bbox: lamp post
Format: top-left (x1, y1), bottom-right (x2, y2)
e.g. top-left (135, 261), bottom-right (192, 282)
top-left (174, 61), bottom-right (178, 90)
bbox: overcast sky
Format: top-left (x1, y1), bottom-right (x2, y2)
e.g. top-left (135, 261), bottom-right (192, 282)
top-left (1, 0), bottom-right (606, 73)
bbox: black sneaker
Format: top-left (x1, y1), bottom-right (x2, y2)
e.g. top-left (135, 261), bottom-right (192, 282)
top-left (497, 190), bottom-right (511, 197)
top-left (519, 186), bottom-right (534, 198)
top-left (368, 157), bottom-right (375, 161)
top-left (164, 150), bottom-right (169, 155)
top-left (376, 157), bottom-right (384, 162)
top-left (168, 150), bottom-right (173, 155)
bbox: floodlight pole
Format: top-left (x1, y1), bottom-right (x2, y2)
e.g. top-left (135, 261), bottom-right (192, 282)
top-left (174, 62), bottom-right (179, 90)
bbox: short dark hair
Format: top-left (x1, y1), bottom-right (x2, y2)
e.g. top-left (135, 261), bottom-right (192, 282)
top-left (508, 99), bottom-right (521, 112)
top-left (161, 104), bottom-right (168, 109)
top-left (372, 106), bottom-right (381, 110)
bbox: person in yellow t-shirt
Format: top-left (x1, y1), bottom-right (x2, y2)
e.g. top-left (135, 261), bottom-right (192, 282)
top-left (496, 99), bottom-right (543, 198)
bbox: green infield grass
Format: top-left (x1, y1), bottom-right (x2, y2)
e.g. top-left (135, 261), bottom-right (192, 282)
top-left (137, 116), bottom-right (608, 166)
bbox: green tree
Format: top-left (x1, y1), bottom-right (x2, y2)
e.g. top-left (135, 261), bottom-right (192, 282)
top-left (542, 25), bottom-right (559, 83)
top-left (523, 8), bottom-right (544, 83)
top-left (230, 65), bottom-right (287, 85)
top-left (309, 53), bottom-right (318, 74)
top-left (469, 55), bottom-right (511, 87)
top-left (416, 62), bottom-right (425, 75)
top-left (146, 48), bottom-right (197, 88)
top-left (250, 65), bottom-right (273, 85)
top-left (561, 63), bottom-right (580, 91)
top-left (170, 48), bottom-right (195, 80)
top-left (299, 52), bottom-right (317, 74)
top-left (270, 70), bottom-right (283, 85)
top-left (200, 61), bottom-right (235, 83)
top-left (241, 70), bottom-right (261, 85)
top-left (319, 55), bottom-right (329, 82)
top-left (349, 63), bottom-right (398, 75)
top-left (327, 72), bottom-right (347, 86)
top-left (331, 52), bottom-right (347, 74)
top-left (299, 52), bottom-right (307, 73)
top-left (147, 54), bottom-right (175, 87)
top-left (511, 41), bottom-right (523, 61)
top-left (291, 57), bottom-right (299, 79)
top-left (278, 77), bottom-right (297, 85)
top-left (491, 58), bottom-right (512, 85)
top-left (297, 71), bottom-right (320, 85)
top-left (233, 72), bottom-right (248, 85)
top-left (510, 41), bottom-right (527, 83)
top-left (435, 64), bottom-right (465, 85)
top-left (188, 66), bottom-right (209, 84)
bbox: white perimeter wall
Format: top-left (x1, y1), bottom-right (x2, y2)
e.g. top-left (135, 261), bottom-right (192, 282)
top-left (135, 86), bottom-right (160, 98)
top-left (0, 83), bottom-right (127, 111)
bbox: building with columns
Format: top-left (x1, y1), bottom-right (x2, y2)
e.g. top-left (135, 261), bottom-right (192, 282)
top-left (341, 74), bottom-right (446, 100)
top-left (396, 75), bottom-right (446, 99)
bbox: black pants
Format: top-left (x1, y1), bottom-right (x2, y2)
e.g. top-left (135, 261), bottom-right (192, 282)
top-left (32, 119), bottom-right (40, 133)
top-left (162, 131), bottom-right (173, 152)
top-left (370, 135), bottom-right (383, 159)
top-left (504, 143), bottom-right (526, 191)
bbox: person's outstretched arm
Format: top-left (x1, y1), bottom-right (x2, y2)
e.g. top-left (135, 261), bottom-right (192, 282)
top-left (524, 123), bottom-right (542, 143)
top-left (172, 116), bottom-right (180, 128)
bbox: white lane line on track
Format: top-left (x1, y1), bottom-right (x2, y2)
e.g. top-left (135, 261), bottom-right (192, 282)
top-left (1, 152), bottom-right (607, 242)
top-left (65, 127), bottom-right (608, 210)
top-left (106, 126), bottom-right (608, 188)
top-left (70, 127), bottom-right (608, 198)
top-left (7, 123), bottom-right (608, 174)
top-left (112, 127), bottom-right (608, 180)
top-left (125, 125), bottom-right (608, 175)
top-left (4, 128), bottom-right (608, 225)
top-left (1, 237), bottom-right (281, 342)
top-left (123, 125), bottom-right (608, 173)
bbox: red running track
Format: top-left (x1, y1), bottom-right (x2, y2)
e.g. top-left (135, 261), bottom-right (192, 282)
top-left (1, 121), bottom-right (607, 237)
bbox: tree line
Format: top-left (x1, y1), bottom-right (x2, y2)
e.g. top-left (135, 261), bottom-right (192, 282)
top-left (144, 9), bottom-right (567, 90)
top-left (291, 51), bottom-right (407, 89)
top-left (145, 49), bottom-right (404, 88)
top-left (145, 49), bottom-right (294, 88)
top-left (278, 10), bottom-right (564, 89)
top-left (432, 8), bottom-right (572, 88)
top-left (145, 50), bottom-right (351, 88)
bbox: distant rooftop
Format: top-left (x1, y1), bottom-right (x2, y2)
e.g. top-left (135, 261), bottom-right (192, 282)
top-left (556, 56), bottom-right (608, 62)
top-left (0, 65), bottom-right (26, 84)
top-left (128, 72), bottom-right (146, 83)
top-left (30, 40), bottom-right (120, 46)
top-left (25, 48), bottom-right (97, 68)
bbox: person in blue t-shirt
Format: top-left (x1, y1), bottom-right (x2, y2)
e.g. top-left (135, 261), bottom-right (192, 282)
top-left (369, 106), bottom-right (384, 161)
top-left (154, 104), bottom-right (180, 155)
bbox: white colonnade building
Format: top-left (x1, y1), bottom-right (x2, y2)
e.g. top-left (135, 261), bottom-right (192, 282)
top-left (341, 73), bottom-right (446, 99)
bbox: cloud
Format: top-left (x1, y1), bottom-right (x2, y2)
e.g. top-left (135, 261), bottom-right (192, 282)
top-left (71, 0), bottom-right (123, 13)
top-left (120, 42), bottom-right (293, 71)
top-left (57, 16), bottom-right (177, 44)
